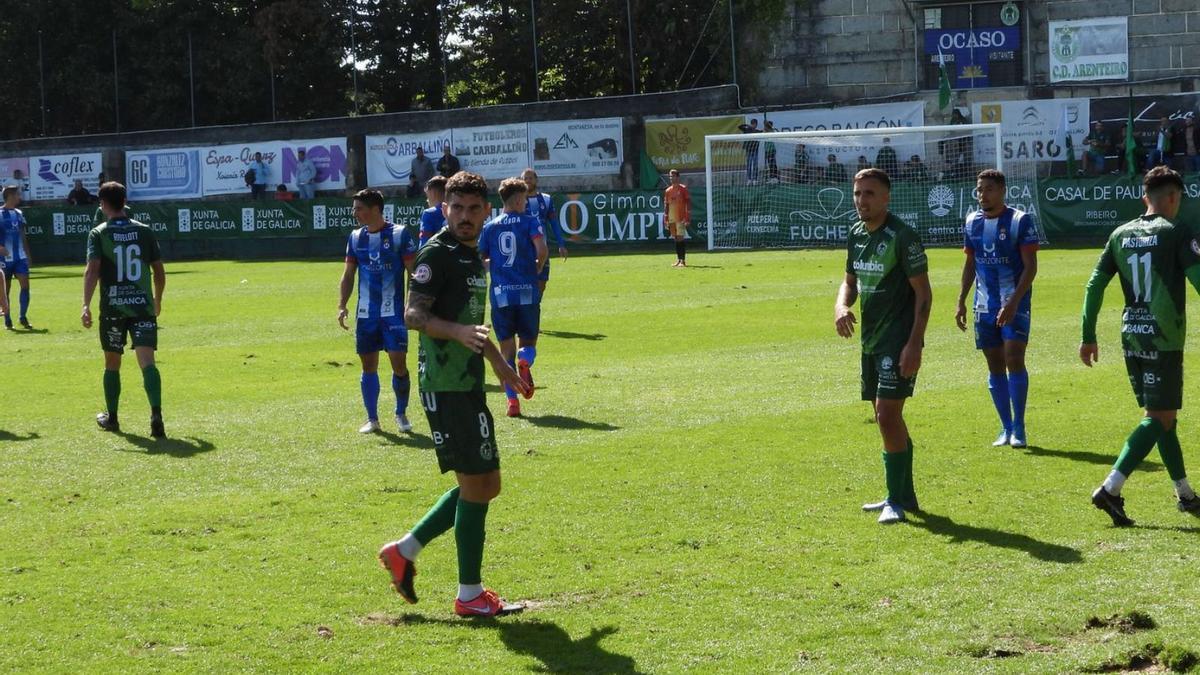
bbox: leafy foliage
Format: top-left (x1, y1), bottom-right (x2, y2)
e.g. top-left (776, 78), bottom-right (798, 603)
top-left (0, 0), bottom-right (787, 139)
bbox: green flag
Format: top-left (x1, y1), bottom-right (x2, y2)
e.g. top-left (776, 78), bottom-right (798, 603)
top-left (1125, 93), bottom-right (1138, 180)
top-left (1061, 105), bottom-right (1077, 176)
top-left (937, 46), bottom-right (952, 111)
top-left (639, 150), bottom-right (661, 191)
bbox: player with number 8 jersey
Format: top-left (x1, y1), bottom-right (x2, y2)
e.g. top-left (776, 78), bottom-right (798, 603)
top-left (83, 181), bottom-right (167, 438)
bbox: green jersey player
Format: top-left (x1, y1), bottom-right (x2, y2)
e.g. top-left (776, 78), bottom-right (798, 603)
top-left (1082, 166), bottom-right (1200, 526)
top-left (834, 168), bottom-right (932, 525)
top-left (82, 182), bottom-right (167, 438)
top-left (377, 171), bottom-right (530, 618)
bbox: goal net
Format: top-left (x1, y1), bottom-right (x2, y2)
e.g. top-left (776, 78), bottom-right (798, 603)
top-left (704, 123), bottom-right (1041, 250)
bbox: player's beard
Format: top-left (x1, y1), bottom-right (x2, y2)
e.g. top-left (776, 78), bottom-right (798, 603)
top-left (450, 219), bottom-right (481, 244)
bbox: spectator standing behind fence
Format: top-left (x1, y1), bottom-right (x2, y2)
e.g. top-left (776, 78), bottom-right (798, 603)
top-left (793, 144), bottom-right (810, 184)
top-left (406, 175), bottom-right (422, 199)
top-left (1083, 121), bottom-right (1109, 175)
top-left (875, 137), bottom-right (899, 177)
top-left (1147, 117), bottom-right (1172, 170)
top-left (295, 149), bottom-right (318, 200)
top-left (248, 152), bottom-right (271, 200)
top-left (857, 156), bottom-right (871, 174)
top-left (411, 147), bottom-right (436, 188)
top-left (68, 179), bottom-right (94, 205)
top-left (274, 184), bottom-right (294, 201)
top-left (763, 120), bottom-right (780, 182)
top-left (437, 146), bottom-right (461, 177)
top-left (824, 154), bottom-right (847, 184)
top-left (1181, 118), bottom-right (1200, 173)
top-left (737, 118), bottom-right (761, 184)
top-left (902, 155), bottom-right (929, 182)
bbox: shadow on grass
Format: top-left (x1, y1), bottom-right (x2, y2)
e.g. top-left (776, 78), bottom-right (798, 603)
top-left (383, 615), bottom-right (642, 673)
top-left (540, 330), bottom-right (607, 341)
top-left (522, 414), bottom-right (621, 431)
top-left (1024, 445), bottom-right (1163, 472)
top-left (1135, 524), bottom-right (1200, 533)
top-left (0, 430), bottom-right (39, 442)
top-left (4, 326), bottom-right (49, 335)
top-left (376, 429), bottom-right (435, 449)
top-left (678, 264), bottom-right (722, 269)
top-left (115, 433), bottom-right (215, 458)
top-left (908, 511), bottom-right (1083, 564)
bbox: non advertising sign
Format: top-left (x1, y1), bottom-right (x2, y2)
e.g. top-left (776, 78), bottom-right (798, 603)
top-left (923, 27), bottom-right (1020, 89)
top-left (1049, 16), bottom-right (1128, 83)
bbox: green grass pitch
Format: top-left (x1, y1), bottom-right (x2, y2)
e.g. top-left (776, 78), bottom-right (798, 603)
top-left (3, 248), bottom-right (1200, 672)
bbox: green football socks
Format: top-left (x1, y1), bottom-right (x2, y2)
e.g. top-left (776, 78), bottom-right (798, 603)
top-left (882, 450), bottom-right (909, 505)
top-left (1114, 417), bottom-right (1165, 479)
top-left (142, 365), bottom-right (162, 409)
top-left (411, 487), bottom-right (460, 546)
top-left (103, 370), bottom-right (121, 418)
top-left (1156, 421), bottom-right (1187, 482)
top-left (455, 498), bottom-right (489, 585)
top-left (904, 437), bottom-right (916, 506)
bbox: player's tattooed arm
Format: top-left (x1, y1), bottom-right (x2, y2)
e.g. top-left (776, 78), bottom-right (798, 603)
top-left (405, 290), bottom-right (486, 350)
top-left (834, 273), bottom-right (858, 338)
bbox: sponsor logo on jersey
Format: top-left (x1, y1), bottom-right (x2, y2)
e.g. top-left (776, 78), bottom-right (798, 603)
top-left (1122, 324), bottom-right (1158, 335)
top-left (466, 275), bottom-right (488, 288)
top-left (853, 260), bottom-right (885, 273)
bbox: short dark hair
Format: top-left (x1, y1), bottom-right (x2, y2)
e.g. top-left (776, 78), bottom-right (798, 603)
top-left (977, 168), bottom-right (1006, 188)
top-left (98, 181), bottom-right (126, 210)
top-left (1144, 165), bottom-right (1184, 199)
top-left (854, 168), bottom-right (891, 190)
top-left (425, 175), bottom-right (448, 193)
top-left (498, 177), bottom-right (528, 202)
top-left (445, 171), bottom-right (489, 201)
top-left (352, 188), bottom-right (385, 212)
top-left (1, 185), bottom-right (19, 200)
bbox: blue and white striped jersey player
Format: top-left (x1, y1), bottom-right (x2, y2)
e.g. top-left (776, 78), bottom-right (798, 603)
top-left (478, 177), bottom-right (548, 419)
top-left (418, 175), bottom-right (447, 248)
top-left (955, 169), bottom-right (1040, 448)
top-left (519, 168), bottom-right (567, 295)
top-left (338, 189), bottom-right (419, 434)
top-left (0, 185), bottom-right (33, 329)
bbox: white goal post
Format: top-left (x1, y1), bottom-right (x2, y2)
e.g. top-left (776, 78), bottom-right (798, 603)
top-left (703, 123), bottom-right (1035, 250)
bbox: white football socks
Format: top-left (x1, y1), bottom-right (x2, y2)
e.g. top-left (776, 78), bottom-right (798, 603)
top-left (1103, 470), bottom-right (1127, 496)
top-left (1176, 478), bottom-right (1195, 500)
top-left (397, 533), bottom-right (422, 560)
top-left (458, 583), bottom-right (484, 602)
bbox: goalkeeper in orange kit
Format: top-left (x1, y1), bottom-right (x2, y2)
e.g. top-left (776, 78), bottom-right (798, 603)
top-left (663, 169), bottom-right (691, 267)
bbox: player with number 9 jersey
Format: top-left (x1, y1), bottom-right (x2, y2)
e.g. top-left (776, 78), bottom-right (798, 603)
top-left (478, 178), bottom-right (548, 417)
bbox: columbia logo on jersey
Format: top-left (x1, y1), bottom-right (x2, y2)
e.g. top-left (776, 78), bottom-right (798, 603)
top-left (853, 260), bottom-right (885, 273)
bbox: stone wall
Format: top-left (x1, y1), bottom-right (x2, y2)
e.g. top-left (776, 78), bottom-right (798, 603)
top-left (756, 0), bottom-right (1200, 110)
